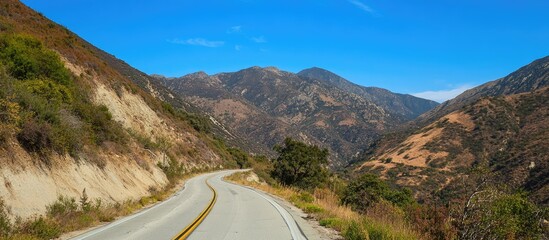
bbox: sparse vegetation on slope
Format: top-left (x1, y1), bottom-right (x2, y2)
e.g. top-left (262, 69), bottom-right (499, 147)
top-left (355, 87), bottom-right (549, 238)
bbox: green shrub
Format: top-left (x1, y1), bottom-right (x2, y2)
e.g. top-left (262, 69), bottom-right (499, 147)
top-left (15, 86), bottom-right (60, 124)
top-left (157, 156), bottom-right (185, 181)
top-left (80, 189), bottom-right (91, 212)
top-left (20, 217), bottom-right (60, 240)
top-left (460, 190), bottom-right (544, 239)
top-left (162, 102), bottom-right (211, 133)
top-left (0, 98), bottom-right (21, 144)
top-left (344, 221), bottom-right (368, 240)
top-left (304, 204), bottom-right (324, 213)
top-left (73, 103), bottom-right (127, 145)
top-left (46, 196), bottom-right (77, 217)
top-left (228, 147), bottom-right (249, 169)
top-left (16, 120), bottom-right (52, 153)
top-left (0, 34), bottom-right (72, 85)
top-left (342, 174), bottom-right (414, 213)
top-left (0, 199), bottom-right (11, 238)
top-left (486, 193), bottom-right (543, 239)
top-left (319, 217), bottom-right (344, 229)
top-left (77, 214), bottom-right (94, 227)
top-left (298, 192), bottom-right (314, 203)
top-left (18, 79), bottom-right (72, 105)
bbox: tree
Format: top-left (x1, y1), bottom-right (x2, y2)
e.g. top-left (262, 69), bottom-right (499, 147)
top-left (228, 147), bottom-right (249, 169)
top-left (271, 138), bottom-right (329, 189)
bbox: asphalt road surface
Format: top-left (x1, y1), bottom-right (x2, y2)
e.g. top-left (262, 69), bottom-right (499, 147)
top-left (72, 170), bottom-right (315, 240)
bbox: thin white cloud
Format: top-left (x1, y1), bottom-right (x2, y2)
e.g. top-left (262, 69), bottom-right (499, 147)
top-left (168, 38), bottom-right (224, 48)
top-left (251, 36), bottom-right (267, 43)
top-left (412, 85), bottom-right (475, 103)
top-left (348, 0), bottom-right (374, 13)
top-left (235, 45), bottom-right (242, 51)
top-left (227, 25), bottom-right (242, 33)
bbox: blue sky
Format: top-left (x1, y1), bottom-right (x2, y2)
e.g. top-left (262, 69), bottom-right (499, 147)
top-left (22, 0), bottom-right (549, 102)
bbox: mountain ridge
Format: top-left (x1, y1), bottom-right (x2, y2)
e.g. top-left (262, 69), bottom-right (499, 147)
top-left (156, 66), bottom-right (439, 166)
top-left (354, 55), bottom-right (549, 205)
top-left (416, 55), bottom-right (549, 124)
top-left (297, 67), bottom-right (439, 120)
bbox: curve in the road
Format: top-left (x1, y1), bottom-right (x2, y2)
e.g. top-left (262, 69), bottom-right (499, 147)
top-left (173, 179), bottom-right (217, 240)
top-left (70, 170), bottom-right (318, 240)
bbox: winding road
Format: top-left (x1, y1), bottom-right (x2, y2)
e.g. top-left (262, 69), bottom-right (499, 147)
top-left (71, 170), bottom-right (321, 240)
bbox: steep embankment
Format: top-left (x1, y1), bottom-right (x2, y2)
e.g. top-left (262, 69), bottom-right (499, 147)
top-left (0, 0), bottom-right (228, 218)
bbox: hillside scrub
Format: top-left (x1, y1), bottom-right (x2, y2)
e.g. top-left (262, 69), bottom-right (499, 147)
top-left (161, 102), bottom-right (211, 133)
top-left (0, 33), bottom-right (128, 160)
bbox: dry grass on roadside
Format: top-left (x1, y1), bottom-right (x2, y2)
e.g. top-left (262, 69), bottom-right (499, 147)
top-left (226, 171), bottom-right (422, 240)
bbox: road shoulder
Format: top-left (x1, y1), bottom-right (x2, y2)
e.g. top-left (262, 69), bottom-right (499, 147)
top-left (223, 173), bottom-right (342, 240)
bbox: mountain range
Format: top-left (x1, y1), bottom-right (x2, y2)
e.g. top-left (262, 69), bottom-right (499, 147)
top-left (154, 66), bottom-right (438, 166)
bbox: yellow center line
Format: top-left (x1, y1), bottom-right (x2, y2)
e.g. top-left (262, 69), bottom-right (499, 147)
top-left (172, 178), bottom-right (217, 240)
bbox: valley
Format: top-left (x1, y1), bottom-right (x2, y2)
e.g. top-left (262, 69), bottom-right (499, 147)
top-left (0, 0), bottom-right (547, 239)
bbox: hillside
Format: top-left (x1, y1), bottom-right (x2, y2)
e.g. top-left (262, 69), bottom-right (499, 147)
top-left (417, 55), bottom-right (549, 124)
top-left (298, 67), bottom-right (439, 119)
top-left (356, 57), bottom-right (549, 205)
top-left (0, 0), bottom-right (237, 219)
top-left (156, 66), bottom-right (437, 166)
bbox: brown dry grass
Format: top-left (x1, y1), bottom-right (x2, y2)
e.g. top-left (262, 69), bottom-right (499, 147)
top-left (360, 126), bottom-right (447, 173)
top-left (444, 111), bottom-right (475, 131)
top-left (361, 111), bottom-right (475, 172)
top-left (226, 171), bottom-right (421, 240)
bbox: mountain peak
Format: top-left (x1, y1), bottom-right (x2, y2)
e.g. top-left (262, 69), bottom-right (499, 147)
top-left (245, 66), bottom-right (280, 72)
top-left (300, 66), bottom-right (331, 73)
top-left (185, 71), bottom-right (209, 79)
top-left (298, 67), bottom-right (348, 85)
top-left (264, 66), bottom-right (280, 72)
top-left (150, 73), bottom-right (168, 79)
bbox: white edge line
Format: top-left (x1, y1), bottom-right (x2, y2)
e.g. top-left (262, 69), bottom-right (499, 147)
top-left (72, 177), bottom-right (196, 240)
top-left (219, 174), bottom-right (308, 240)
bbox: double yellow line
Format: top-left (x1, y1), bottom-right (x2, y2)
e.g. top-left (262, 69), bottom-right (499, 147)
top-left (173, 179), bottom-right (217, 240)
